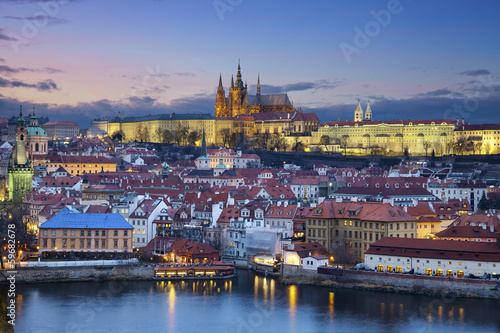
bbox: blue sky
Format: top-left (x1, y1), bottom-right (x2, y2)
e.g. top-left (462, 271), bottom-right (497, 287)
top-left (0, 0), bottom-right (499, 128)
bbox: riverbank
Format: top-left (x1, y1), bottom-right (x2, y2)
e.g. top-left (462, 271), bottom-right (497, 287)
top-left (279, 269), bottom-right (500, 299)
top-left (0, 265), bottom-right (154, 284)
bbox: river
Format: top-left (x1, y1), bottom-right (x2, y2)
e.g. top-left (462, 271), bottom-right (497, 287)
top-left (3, 269), bottom-right (500, 332)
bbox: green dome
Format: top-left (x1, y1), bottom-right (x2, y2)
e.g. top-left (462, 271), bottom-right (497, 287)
top-left (27, 126), bottom-right (47, 137)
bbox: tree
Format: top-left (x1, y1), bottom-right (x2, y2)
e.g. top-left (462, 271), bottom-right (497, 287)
top-left (330, 235), bottom-right (355, 268)
top-left (340, 135), bottom-right (349, 155)
top-left (478, 192), bottom-right (490, 211)
top-left (187, 130), bottom-right (201, 146)
top-left (110, 130), bottom-right (126, 142)
top-left (218, 128), bottom-right (232, 147)
top-left (173, 122), bottom-right (189, 146)
top-left (320, 135), bottom-right (331, 151)
top-left (0, 203), bottom-right (36, 269)
top-left (422, 141), bottom-right (431, 156)
top-left (136, 125), bottom-right (150, 142)
top-left (153, 128), bottom-right (163, 143)
top-left (162, 130), bottom-right (174, 144)
top-left (453, 138), bottom-right (468, 155)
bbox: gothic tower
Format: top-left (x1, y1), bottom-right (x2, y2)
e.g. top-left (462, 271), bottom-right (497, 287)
top-left (256, 74), bottom-right (261, 105)
top-left (8, 106), bottom-right (34, 203)
top-left (354, 100), bottom-right (364, 122)
top-left (229, 60), bottom-right (247, 117)
top-left (215, 74), bottom-right (228, 117)
top-left (364, 101), bottom-right (372, 121)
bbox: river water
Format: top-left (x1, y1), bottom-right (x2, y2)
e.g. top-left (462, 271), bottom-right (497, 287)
top-left (3, 270), bottom-right (500, 333)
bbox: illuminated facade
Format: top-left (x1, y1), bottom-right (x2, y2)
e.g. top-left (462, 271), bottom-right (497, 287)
top-left (314, 103), bottom-right (455, 156)
top-left (305, 200), bottom-right (417, 262)
top-left (454, 123), bottom-right (500, 155)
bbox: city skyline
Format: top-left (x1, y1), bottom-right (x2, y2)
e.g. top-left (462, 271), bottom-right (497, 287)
top-left (0, 0), bottom-right (499, 128)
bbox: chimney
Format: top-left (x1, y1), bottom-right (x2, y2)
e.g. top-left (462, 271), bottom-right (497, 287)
top-left (490, 224), bottom-right (494, 233)
top-left (284, 201), bottom-right (288, 208)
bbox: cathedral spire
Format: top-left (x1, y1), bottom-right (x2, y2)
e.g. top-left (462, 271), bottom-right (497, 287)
top-left (235, 59), bottom-right (243, 88)
top-left (200, 128), bottom-right (207, 157)
top-left (257, 74), bottom-right (261, 97)
top-left (218, 73), bottom-right (223, 89)
top-left (231, 75), bottom-right (234, 88)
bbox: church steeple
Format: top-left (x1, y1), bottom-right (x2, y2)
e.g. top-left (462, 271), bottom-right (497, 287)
top-left (354, 99), bottom-right (364, 122)
top-left (200, 128), bottom-right (207, 157)
top-left (364, 101), bottom-right (372, 121)
top-left (257, 74), bottom-right (261, 97)
top-left (231, 75), bottom-right (234, 88)
top-left (30, 106), bottom-right (39, 127)
top-left (218, 73), bottom-right (223, 89)
top-left (9, 105), bottom-right (33, 203)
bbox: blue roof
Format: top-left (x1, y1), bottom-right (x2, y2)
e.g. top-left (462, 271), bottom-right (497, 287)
top-left (40, 208), bottom-right (133, 229)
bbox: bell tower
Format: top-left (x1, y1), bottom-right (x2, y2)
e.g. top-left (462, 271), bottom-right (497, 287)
top-left (354, 100), bottom-right (364, 122)
top-left (8, 106), bottom-right (34, 203)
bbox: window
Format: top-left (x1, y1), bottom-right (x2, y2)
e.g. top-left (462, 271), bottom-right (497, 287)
top-left (80, 230), bottom-right (84, 237)
top-left (43, 230), bottom-right (48, 236)
top-left (95, 240), bottom-right (99, 248)
top-left (63, 230), bottom-right (67, 236)
top-left (52, 230), bottom-right (56, 236)
top-left (62, 239), bottom-right (67, 248)
top-left (95, 230), bottom-right (99, 237)
top-left (114, 240), bottom-right (118, 247)
top-left (124, 240), bottom-right (128, 247)
top-left (88, 230), bottom-right (91, 237)
top-left (102, 230), bottom-right (106, 236)
top-left (114, 230), bottom-right (118, 237)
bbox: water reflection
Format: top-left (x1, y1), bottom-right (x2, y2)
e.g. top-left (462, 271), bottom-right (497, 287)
top-left (9, 271), bottom-right (500, 333)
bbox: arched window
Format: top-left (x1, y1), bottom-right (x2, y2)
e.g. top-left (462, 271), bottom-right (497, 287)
top-left (35, 143), bottom-right (39, 152)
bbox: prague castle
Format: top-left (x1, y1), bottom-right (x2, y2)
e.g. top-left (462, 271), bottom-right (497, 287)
top-left (215, 61), bottom-right (296, 117)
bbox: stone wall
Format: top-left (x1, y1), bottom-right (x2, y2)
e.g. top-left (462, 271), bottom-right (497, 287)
top-left (0, 265), bottom-right (153, 283)
top-left (336, 270), bottom-right (500, 297)
top-left (282, 264), bottom-right (320, 277)
top-left (282, 265), bottom-right (500, 298)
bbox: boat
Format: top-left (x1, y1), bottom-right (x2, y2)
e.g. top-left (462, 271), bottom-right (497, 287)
top-left (154, 264), bottom-right (236, 280)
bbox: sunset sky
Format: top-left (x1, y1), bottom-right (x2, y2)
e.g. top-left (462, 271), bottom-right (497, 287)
top-left (0, 0), bottom-right (499, 128)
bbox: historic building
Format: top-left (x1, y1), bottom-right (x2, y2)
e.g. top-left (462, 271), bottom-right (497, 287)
top-left (215, 61), bottom-right (296, 118)
top-left (314, 102), bottom-right (456, 156)
top-left (305, 200), bottom-right (417, 262)
top-left (454, 123), bottom-right (500, 155)
top-left (38, 207), bottom-right (134, 253)
top-left (42, 121), bottom-right (80, 140)
top-left (8, 109), bottom-right (34, 203)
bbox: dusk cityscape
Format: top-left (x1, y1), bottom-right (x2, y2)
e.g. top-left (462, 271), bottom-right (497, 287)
top-left (1, 1), bottom-right (500, 332)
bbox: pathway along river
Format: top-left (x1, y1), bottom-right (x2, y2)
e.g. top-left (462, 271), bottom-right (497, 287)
top-left (2, 270), bottom-right (500, 332)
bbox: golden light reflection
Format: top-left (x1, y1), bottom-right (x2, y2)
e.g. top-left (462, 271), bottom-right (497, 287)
top-left (438, 305), bottom-right (443, 323)
top-left (168, 285), bottom-right (176, 332)
top-left (448, 308), bottom-right (454, 324)
top-left (399, 303), bottom-right (404, 319)
top-left (289, 285), bottom-right (297, 320)
top-left (389, 303), bottom-right (394, 320)
top-left (459, 308), bottom-right (464, 325)
top-left (380, 302), bottom-right (385, 318)
top-left (329, 292), bottom-right (335, 321)
top-left (254, 276), bottom-right (259, 300)
top-left (270, 279), bottom-right (275, 304)
top-left (263, 278), bottom-right (268, 302)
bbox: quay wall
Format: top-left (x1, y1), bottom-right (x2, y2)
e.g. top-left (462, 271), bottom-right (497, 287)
top-left (0, 266), bottom-right (153, 283)
top-left (282, 265), bottom-right (500, 298)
